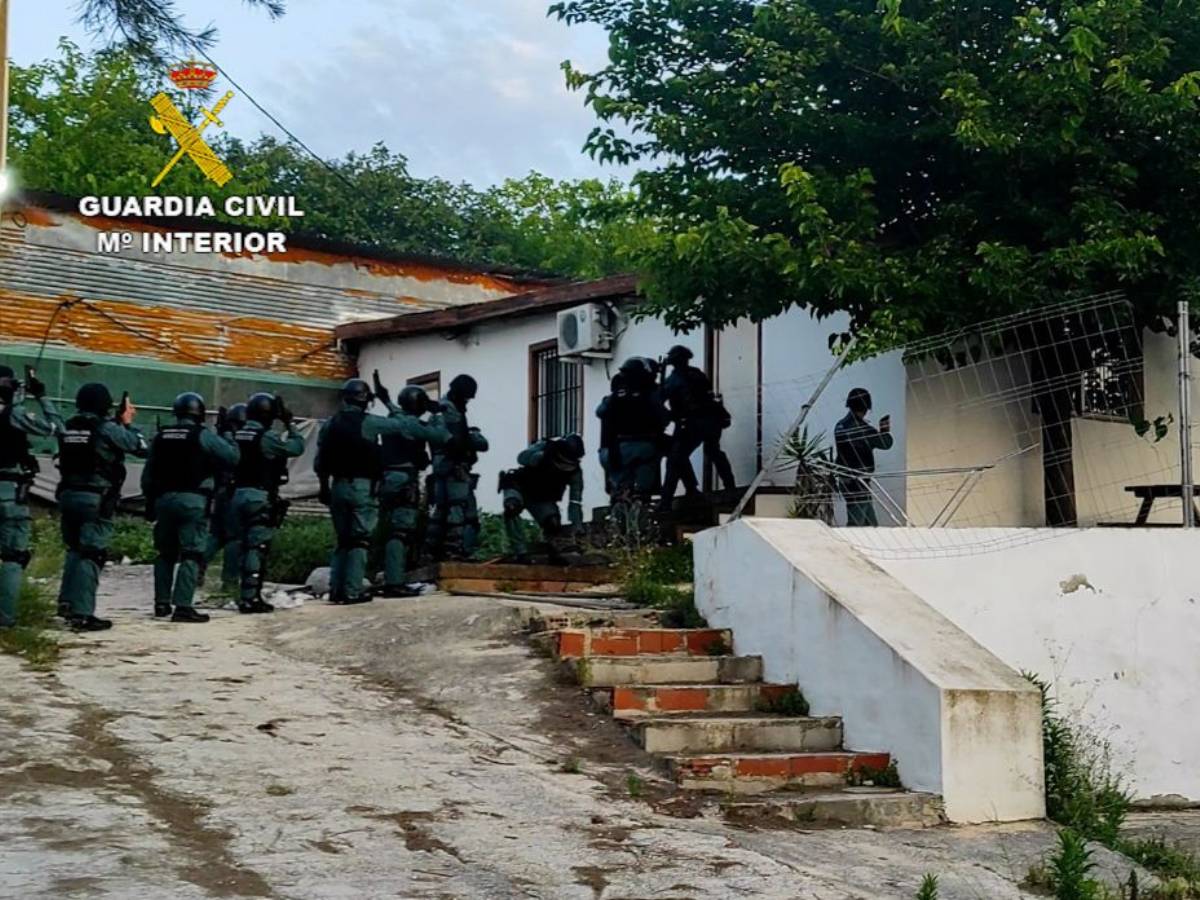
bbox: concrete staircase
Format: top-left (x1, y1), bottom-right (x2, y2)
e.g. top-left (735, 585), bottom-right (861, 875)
top-left (550, 623), bottom-right (945, 828)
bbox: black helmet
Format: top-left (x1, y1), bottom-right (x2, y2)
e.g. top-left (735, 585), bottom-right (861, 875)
top-left (846, 387), bottom-right (872, 414)
top-left (341, 378), bottom-right (373, 409)
top-left (448, 374), bottom-right (478, 400)
top-left (76, 383), bottom-right (114, 416)
top-left (666, 344), bottom-right (694, 365)
top-left (619, 356), bottom-right (656, 388)
top-left (561, 433), bottom-right (585, 460)
top-left (227, 403), bottom-right (248, 430)
top-left (399, 385), bottom-right (430, 415)
top-left (247, 392), bottom-right (276, 425)
top-left (0, 365), bottom-right (13, 380)
top-left (173, 392), bottom-right (206, 422)
top-left (610, 371), bottom-right (627, 393)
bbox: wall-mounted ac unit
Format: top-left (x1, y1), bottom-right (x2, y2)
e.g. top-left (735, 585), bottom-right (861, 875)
top-left (557, 303), bottom-right (612, 358)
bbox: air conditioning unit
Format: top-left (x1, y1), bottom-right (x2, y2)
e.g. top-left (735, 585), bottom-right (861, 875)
top-left (557, 303), bottom-right (612, 358)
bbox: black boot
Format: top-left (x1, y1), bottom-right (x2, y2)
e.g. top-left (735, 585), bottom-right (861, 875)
top-left (171, 606), bottom-right (210, 623)
top-left (378, 584), bottom-right (420, 599)
top-left (154, 603), bottom-right (172, 618)
top-left (56, 602), bottom-right (70, 619)
top-left (69, 615), bottom-right (113, 632)
top-left (238, 600), bottom-right (275, 614)
top-left (342, 593), bottom-right (373, 605)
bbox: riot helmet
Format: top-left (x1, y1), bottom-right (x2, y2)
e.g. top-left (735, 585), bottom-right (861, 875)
top-left (398, 385), bottom-right (430, 415)
top-left (846, 388), bottom-right (873, 415)
top-left (246, 392), bottom-right (276, 425)
top-left (173, 392), bottom-right (206, 422)
top-left (341, 379), bottom-right (373, 409)
top-left (76, 383), bottom-right (114, 416)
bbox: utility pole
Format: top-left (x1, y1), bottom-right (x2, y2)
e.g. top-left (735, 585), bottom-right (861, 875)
top-left (1179, 300), bottom-right (1194, 528)
top-left (0, 0), bottom-right (9, 196)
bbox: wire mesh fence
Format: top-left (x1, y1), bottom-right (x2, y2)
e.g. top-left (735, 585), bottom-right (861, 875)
top-left (727, 291), bottom-right (1193, 558)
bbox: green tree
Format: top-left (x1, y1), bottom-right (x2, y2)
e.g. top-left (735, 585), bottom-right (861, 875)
top-left (553, 0), bottom-right (1200, 524)
top-left (77, 0), bottom-right (285, 59)
top-left (10, 42), bottom-right (639, 277)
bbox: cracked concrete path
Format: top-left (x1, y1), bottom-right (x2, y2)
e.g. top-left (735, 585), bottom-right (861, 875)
top-left (0, 565), bottom-right (1157, 899)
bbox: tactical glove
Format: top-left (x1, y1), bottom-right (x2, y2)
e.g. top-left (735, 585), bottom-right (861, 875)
top-left (276, 395), bottom-right (294, 425)
top-left (25, 369), bottom-right (46, 399)
top-left (216, 406), bottom-right (230, 434)
top-left (318, 477), bottom-right (332, 507)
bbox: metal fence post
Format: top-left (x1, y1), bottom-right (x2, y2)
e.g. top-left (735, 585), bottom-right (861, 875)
top-left (1178, 301), bottom-right (1194, 528)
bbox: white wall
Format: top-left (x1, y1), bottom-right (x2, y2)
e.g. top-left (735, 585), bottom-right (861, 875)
top-left (694, 518), bottom-right (1045, 823)
top-left (759, 309), bottom-right (908, 523)
top-left (849, 528), bottom-right (1200, 805)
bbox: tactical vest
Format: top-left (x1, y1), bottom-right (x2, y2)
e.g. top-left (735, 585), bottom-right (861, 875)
top-left (58, 415), bottom-right (102, 488)
top-left (380, 426), bottom-right (429, 471)
top-left (0, 407), bottom-right (31, 475)
top-left (234, 427), bottom-right (289, 492)
top-left (515, 461), bottom-right (573, 504)
top-left (150, 423), bottom-right (211, 492)
top-left (322, 409), bottom-right (382, 480)
top-left (610, 391), bottom-right (665, 441)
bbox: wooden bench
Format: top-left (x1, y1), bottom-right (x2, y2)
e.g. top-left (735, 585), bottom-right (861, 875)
top-left (1122, 484), bottom-right (1200, 526)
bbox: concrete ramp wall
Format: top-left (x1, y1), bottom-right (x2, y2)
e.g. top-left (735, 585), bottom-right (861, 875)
top-left (847, 528), bottom-right (1200, 806)
top-left (693, 518), bottom-right (1045, 823)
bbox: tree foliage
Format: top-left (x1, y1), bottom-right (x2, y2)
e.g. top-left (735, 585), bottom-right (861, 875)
top-left (77, 0), bottom-right (285, 60)
top-left (552, 0), bottom-right (1200, 341)
top-left (9, 42), bottom-right (637, 277)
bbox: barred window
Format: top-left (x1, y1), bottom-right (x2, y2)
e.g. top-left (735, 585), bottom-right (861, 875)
top-left (1072, 350), bottom-right (1144, 423)
top-left (529, 341), bottom-right (583, 442)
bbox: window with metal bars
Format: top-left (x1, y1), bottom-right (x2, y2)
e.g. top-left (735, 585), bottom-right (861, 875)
top-left (529, 341), bottom-right (583, 442)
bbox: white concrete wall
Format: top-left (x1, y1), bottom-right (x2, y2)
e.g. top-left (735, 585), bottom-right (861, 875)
top-left (849, 527), bottom-right (1200, 805)
top-left (694, 518), bottom-right (1045, 823)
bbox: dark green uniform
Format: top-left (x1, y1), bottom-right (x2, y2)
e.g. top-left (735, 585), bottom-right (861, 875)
top-left (378, 403), bottom-right (450, 587)
top-left (315, 402), bottom-right (422, 602)
top-left (142, 419), bottom-right (240, 609)
top-left (205, 472), bottom-right (241, 593)
top-left (0, 388), bottom-right (61, 628)
top-left (602, 385), bottom-right (669, 500)
top-left (834, 411), bottom-right (894, 527)
top-left (56, 414), bottom-right (148, 618)
top-left (661, 363), bottom-right (736, 501)
top-left (501, 440), bottom-right (584, 558)
top-left (426, 399), bottom-right (488, 561)
top-left (231, 421), bottom-right (305, 604)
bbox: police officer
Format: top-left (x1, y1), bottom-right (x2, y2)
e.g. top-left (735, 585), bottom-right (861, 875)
top-left (0, 366), bottom-right (61, 631)
top-left (500, 434), bottom-right (585, 563)
top-left (205, 402), bottom-right (247, 594)
top-left (374, 377), bottom-right (450, 596)
top-left (660, 344), bottom-right (736, 510)
top-left (142, 392), bottom-right (239, 623)
top-left (316, 378), bottom-right (436, 604)
top-left (602, 357), bottom-right (669, 503)
top-left (595, 372), bottom-right (626, 497)
top-left (231, 393), bottom-right (306, 614)
top-left (834, 388), bottom-right (894, 527)
top-left (56, 385), bottom-right (148, 631)
top-left (425, 375), bottom-right (489, 562)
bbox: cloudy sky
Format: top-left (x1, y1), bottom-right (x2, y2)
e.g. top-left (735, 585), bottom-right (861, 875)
top-left (13, 0), bottom-right (625, 186)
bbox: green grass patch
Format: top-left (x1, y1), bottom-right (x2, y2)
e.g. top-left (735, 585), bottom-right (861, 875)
top-left (0, 577), bottom-right (61, 669)
top-left (1027, 673), bottom-right (1131, 846)
top-left (915, 874), bottom-right (940, 900)
top-left (756, 687), bottom-right (811, 717)
top-left (618, 544), bottom-right (704, 627)
top-left (110, 516), bottom-right (156, 564)
top-left (265, 516), bottom-right (336, 585)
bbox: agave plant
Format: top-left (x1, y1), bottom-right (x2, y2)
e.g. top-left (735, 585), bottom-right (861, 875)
top-left (780, 427), bottom-right (834, 524)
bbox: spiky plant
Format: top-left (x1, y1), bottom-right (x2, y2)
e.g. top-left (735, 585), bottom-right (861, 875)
top-left (781, 427), bottom-right (834, 523)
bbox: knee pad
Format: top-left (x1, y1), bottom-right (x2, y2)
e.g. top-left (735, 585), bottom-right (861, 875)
top-left (503, 496), bottom-right (524, 517)
top-left (79, 547), bottom-right (109, 569)
top-left (0, 549), bottom-right (32, 569)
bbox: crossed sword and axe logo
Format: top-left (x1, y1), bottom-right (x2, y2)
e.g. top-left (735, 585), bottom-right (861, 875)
top-left (148, 90), bottom-right (236, 188)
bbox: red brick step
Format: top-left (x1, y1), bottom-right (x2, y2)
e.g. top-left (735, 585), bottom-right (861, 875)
top-left (669, 751), bottom-right (893, 794)
top-left (555, 627), bottom-right (730, 659)
top-left (598, 682), bottom-right (801, 719)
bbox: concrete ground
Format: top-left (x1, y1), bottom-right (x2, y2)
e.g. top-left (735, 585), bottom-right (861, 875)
top-left (0, 564), bottom-right (1176, 899)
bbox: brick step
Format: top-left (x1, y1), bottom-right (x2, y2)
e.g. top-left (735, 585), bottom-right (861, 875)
top-left (570, 655), bottom-right (762, 688)
top-left (724, 789), bottom-right (945, 829)
top-left (555, 628), bottom-right (731, 659)
top-left (597, 683), bottom-right (802, 719)
top-left (631, 715), bottom-right (843, 755)
top-left (669, 751), bottom-right (893, 795)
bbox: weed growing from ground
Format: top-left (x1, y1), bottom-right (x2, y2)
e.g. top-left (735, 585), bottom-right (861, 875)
top-left (755, 687), bottom-right (811, 717)
top-left (626, 771), bottom-right (644, 799)
top-left (915, 873), bottom-right (939, 900)
top-left (848, 760), bottom-right (903, 790)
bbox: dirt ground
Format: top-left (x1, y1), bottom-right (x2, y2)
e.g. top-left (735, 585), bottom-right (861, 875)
top-left (0, 564), bottom-right (1187, 899)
